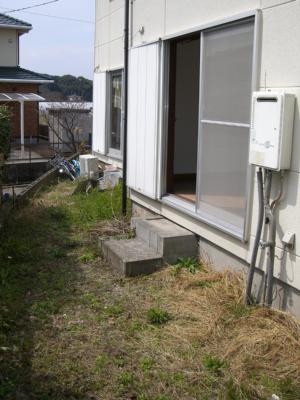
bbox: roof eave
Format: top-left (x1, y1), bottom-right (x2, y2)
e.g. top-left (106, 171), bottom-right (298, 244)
top-left (0, 78), bottom-right (54, 84)
top-left (0, 24), bottom-right (32, 32)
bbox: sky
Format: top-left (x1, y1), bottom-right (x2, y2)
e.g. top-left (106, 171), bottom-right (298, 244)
top-left (0, 0), bottom-right (95, 79)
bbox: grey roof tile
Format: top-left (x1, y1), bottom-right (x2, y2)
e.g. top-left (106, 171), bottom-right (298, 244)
top-left (0, 67), bottom-right (52, 82)
top-left (0, 13), bottom-right (32, 28)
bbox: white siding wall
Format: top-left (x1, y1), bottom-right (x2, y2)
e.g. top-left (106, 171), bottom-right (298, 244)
top-left (0, 29), bottom-right (18, 66)
top-left (92, 72), bottom-right (107, 154)
top-left (95, 0), bottom-right (300, 291)
top-left (95, 0), bottom-right (124, 72)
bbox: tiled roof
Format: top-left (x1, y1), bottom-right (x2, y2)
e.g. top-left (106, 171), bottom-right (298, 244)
top-left (0, 13), bottom-right (32, 29)
top-left (0, 67), bottom-right (52, 83)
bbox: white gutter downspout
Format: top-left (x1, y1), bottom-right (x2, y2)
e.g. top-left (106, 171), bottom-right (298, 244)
top-left (20, 100), bottom-right (25, 147)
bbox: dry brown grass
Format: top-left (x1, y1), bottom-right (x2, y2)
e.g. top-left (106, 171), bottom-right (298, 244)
top-left (135, 267), bottom-right (300, 399)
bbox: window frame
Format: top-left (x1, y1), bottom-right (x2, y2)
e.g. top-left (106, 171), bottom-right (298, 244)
top-left (106, 69), bottom-right (124, 160)
top-left (160, 10), bottom-right (262, 242)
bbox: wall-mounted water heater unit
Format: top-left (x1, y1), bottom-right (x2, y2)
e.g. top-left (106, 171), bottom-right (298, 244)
top-left (249, 91), bottom-right (295, 170)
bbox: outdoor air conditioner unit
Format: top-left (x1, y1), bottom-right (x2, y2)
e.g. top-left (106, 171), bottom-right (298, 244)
top-left (249, 91), bottom-right (295, 171)
top-left (79, 154), bottom-right (99, 178)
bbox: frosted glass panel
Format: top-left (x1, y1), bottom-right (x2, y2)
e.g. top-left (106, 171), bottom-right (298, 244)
top-left (202, 19), bottom-right (254, 124)
top-left (198, 123), bottom-right (249, 233)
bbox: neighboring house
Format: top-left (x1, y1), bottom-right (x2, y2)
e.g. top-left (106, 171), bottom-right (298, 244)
top-left (40, 102), bottom-right (93, 153)
top-left (93, 1), bottom-right (300, 317)
top-left (0, 13), bottom-right (52, 146)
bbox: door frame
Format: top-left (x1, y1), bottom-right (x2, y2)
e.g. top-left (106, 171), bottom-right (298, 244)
top-left (158, 9), bottom-right (262, 242)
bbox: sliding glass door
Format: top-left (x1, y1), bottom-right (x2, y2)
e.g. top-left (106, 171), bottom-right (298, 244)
top-left (196, 18), bottom-right (255, 237)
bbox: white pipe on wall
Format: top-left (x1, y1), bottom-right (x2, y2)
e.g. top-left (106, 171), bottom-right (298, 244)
top-left (20, 100), bottom-right (24, 146)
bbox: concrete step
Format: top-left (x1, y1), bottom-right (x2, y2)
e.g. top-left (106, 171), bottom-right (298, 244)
top-left (134, 217), bottom-right (198, 264)
top-left (100, 238), bottom-right (162, 277)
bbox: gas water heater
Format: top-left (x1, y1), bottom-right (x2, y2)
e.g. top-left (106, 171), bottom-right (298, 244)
top-left (249, 91), bottom-right (295, 170)
top-left (246, 91), bottom-right (295, 307)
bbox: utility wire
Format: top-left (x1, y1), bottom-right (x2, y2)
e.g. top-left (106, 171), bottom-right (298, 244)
top-left (3, 0), bottom-right (59, 14)
top-left (0, 6), bottom-right (93, 24)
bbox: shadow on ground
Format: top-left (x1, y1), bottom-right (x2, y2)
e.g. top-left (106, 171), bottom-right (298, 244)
top-left (0, 201), bottom-right (86, 398)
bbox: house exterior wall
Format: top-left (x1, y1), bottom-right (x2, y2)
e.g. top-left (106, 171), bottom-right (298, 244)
top-left (0, 83), bottom-right (39, 139)
top-left (95, 0), bottom-right (124, 72)
top-left (94, 0), bottom-right (300, 313)
top-left (93, 0), bottom-right (125, 166)
top-left (0, 28), bottom-right (18, 67)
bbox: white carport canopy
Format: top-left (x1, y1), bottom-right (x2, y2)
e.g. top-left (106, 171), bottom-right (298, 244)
top-left (0, 93), bottom-right (45, 146)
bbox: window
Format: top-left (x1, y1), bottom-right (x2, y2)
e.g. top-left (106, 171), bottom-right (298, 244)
top-left (108, 70), bottom-right (123, 157)
top-left (164, 17), bottom-right (255, 239)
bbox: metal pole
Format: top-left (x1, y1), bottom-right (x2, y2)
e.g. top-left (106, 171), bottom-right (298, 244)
top-left (265, 205), bottom-right (276, 306)
top-left (20, 101), bottom-right (25, 147)
top-left (122, 0), bottom-right (130, 216)
top-left (29, 135), bottom-right (32, 180)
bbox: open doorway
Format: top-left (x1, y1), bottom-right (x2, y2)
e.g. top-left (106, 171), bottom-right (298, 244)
top-left (166, 32), bottom-right (200, 203)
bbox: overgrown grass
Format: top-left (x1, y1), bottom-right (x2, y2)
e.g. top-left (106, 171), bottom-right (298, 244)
top-left (1, 180), bottom-right (300, 400)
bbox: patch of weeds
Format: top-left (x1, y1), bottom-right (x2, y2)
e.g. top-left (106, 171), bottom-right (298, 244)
top-left (203, 354), bottom-right (227, 374)
top-left (224, 378), bottom-right (254, 400)
top-left (83, 292), bottom-right (102, 310)
top-left (79, 249), bottom-right (97, 264)
top-left (118, 371), bottom-right (134, 387)
top-left (48, 247), bottom-right (66, 260)
top-left (172, 372), bottom-right (185, 384)
top-left (105, 304), bottom-right (125, 317)
top-left (30, 300), bottom-right (60, 320)
top-left (227, 302), bottom-right (251, 319)
top-left (260, 375), bottom-right (300, 399)
top-left (0, 378), bottom-right (15, 398)
top-left (225, 378), bottom-right (242, 400)
top-left (94, 354), bottom-right (109, 373)
top-left (194, 280), bottom-right (214, 289)
top-left (147, 308), bottom-right (171, 325)
top-left (137, 395), bottom-right (148, 400)
top-left (126, 228), bottom-right (135, 239)
top-left (140, 356), bottom-right (154, 372)
top-left (154, 396), bottom-right (172, 400)
top-left (128, 320), bottom-right (145, 335)
top-left (115, 355), bottom-right (126, 368)
top-left (172, 257), bottom-right (201, 276)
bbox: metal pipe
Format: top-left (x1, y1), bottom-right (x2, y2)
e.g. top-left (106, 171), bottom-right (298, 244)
top-left (122, 0), bottom-right (130, 216)
top-left (265, 203), bottom-right (276, 306)
top-left (262, 170), bottom-right (272, 304)
top-left (245, 168), bottom-right (264, 304)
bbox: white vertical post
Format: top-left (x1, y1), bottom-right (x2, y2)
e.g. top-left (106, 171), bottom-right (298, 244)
top-left (20, 100), bottom-right (25, 146)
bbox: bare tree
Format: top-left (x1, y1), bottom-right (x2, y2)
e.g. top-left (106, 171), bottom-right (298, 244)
top-left (40, 102), bottom-right (92, 154)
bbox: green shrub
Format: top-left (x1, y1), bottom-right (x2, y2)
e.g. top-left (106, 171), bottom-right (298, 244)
top-left (0, 106), bottom-right (12, 161)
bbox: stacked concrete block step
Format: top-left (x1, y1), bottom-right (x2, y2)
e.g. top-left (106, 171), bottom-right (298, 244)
top-left (99, 217), bottom-right (198, 276)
